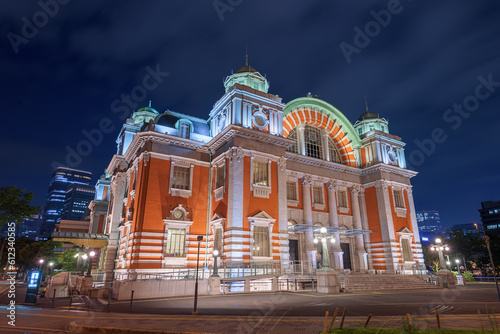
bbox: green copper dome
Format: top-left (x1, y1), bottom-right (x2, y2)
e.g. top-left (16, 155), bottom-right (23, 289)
top-left (224, 62), bottom-right (269, 93)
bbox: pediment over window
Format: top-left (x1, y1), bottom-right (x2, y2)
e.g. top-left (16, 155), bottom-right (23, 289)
top-left (248, 211), bottom-right (276, 226)
top-left (397, 227), bottom-right (413, 236)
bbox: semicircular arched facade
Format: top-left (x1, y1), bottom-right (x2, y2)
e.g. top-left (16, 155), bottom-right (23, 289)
top-left (282, 97), bottom-right (362, 167)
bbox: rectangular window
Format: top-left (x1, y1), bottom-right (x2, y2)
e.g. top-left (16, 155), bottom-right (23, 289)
top-left (287, 182), bottom-right (297, 201)
top-left (216, 165), bottom-right (225, 189)
top-left (313, 186), bottom-right (323, 204)
top-left (165, 228), bottom-right (186, 257)
top-left (394, 190), bottom-right (405, 208)
top-left (337, 190), bottom-right (348, 208)
top-left (401, 238), bottom-right (413, 261)
top-left (253, 226), bottom-right (270, 257)
top-left (172, 166), bottom-right (190, 190)
top-left (214, 228), bottom-right (223, 254)
top-left (253, 161), bottom-right (268, 186)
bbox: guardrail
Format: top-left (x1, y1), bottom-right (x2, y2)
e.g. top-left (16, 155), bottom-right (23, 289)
top-left (473, 277), bottom-right (498, 283)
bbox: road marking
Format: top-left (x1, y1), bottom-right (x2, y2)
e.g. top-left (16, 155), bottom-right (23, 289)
top-left (0, 325), bottom-right (70, 333)
top-left (0, 311), bottom-right (493, 323)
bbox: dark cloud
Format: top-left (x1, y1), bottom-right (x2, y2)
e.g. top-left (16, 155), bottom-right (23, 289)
top-left (1, 0), bottom-right (500, 227)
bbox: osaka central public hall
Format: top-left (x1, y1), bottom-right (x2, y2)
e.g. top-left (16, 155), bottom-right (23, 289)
top-left (96, 61), bottom-right (424, 280)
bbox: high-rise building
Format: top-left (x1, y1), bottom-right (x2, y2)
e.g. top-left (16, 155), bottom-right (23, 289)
top-left (479, 201), bottom-right (500, 233)
top-left (61, 184), bottom-right (96, 221)
top-left (38, 167), bottom-right (92, 239)
top-left (88, 174), bottom-right (112, 234)
top-left (416, 210), bottom-right (443, 242)
top-left (98, 61), bottom-right (424, 282)
top-left (452, 222), bottom-right (482, 235)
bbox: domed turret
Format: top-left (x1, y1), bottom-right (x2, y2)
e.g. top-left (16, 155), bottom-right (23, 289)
top-left (353, 98), bottom-right (389, 136)
top-left (223, 58), bottom-right (269, 93)
top-left (131, 101), bottom-right (158, 125)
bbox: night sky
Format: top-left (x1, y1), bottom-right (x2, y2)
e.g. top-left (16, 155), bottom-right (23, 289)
top-left (1, 1), bottom-right (499, 228)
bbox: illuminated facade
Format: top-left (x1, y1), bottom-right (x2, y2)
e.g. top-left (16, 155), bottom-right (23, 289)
top-left (98, 63), bottom-right (423, 278)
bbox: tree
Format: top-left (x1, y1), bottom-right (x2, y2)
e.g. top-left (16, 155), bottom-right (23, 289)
top-left (57, 248), bottom-right (79, 271)
top-left (0, 186), bottom-right (40, 226)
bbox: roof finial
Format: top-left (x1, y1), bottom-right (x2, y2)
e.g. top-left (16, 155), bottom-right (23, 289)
top-left (245, 44), bottom-right (248, 67)
top-left (364, 92), bottom-right (369, 112)
top-left (149, 100), bottom-right (152, 108)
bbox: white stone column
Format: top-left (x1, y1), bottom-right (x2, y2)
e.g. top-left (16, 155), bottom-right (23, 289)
top-left (327, 180), bottom-right (343, 270)
top-left (226, 147), bottom-right (245, 264)
top-left (297, 123), bottom-right (306, 156)
top-left (406, 187), bottom-right (424, 266)
top-left (350, 185), bottom-right (368, 272)
top-left (375, 180), bottom-right (397, 273)
top-left (359, 188), bottom-right (373, 270)
top-left (302, 175), bottom-right (316, 270)
top-left (277, 157), bottom-right (290, 266)
top-left (322, 130), bottom-right (330, 161)
top-left (104, 171), bottom-right (126, 282)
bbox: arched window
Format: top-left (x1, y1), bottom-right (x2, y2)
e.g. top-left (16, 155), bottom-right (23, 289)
top-left (287, 128), bottom-right (298, 154)
top-left (328, 138), bottom-right (341, 163)
top-left (179, 121), bottom-right (190, 139)
top-left (304, 126), bottom-right (323, 160)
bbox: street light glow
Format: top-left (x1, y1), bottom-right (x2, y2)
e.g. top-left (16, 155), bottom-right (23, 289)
top-left (82, 254), bottom-right (88, 260)
top-left (445, 247), bottom-right (450, 251)
top-left (455, 259), bottom-right (459, 263)
top-left (74, 254), bottom-right (79, 258)
top-left (213, 249), bottom-right (219, 257)
top-left (321, 238), bottom-right (326, 243)
top-left (431, 247), bottom-right (435, 251)
top-left (39, 259), bottom-right (44, 264)
top-left (330, 238), bottom-right (336, 244)
top-left (49, 262), bottom-right (53, 266)
top-left (320, 227), bottom-right (327, 234)
top-left (313, 238), bottom-right (319, 244)
top-left (89, 251), bottom-right (96, 257)
top-left (435, 238), bottom-right (442, 243)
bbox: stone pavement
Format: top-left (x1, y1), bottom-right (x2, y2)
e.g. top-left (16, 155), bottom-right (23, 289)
top-left (69, 313), bottom-right (495, 333)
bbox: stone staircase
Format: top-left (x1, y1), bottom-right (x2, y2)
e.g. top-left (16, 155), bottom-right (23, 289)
top-left (342, 274), bottom-right (441, 292)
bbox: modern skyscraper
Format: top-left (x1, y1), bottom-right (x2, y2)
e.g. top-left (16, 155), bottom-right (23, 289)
top-left (416, 210), bottom-right (443, 242)
top-left (479, 200), bottom-right (500, 233)
top-left (38, 167), bottom-right (92, 239)
top-left (61, 183), bottom-right (96, 221)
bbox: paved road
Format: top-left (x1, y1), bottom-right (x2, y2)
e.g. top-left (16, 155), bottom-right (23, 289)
top-left (0, 283), bottom-right (498, 333)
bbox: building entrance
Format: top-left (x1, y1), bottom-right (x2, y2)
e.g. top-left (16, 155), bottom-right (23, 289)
top-left (341, 242), bottom-right (351, 270)
top-left (289, 239), bottom-right (299, 262)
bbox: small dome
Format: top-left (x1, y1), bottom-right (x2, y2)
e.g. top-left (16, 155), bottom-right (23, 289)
top-left (358, 111), bottom-right (379, 121)
top-left (137, 106), bottom-right (159, 114)
top-left (235, 65), bottom-right (257, 74)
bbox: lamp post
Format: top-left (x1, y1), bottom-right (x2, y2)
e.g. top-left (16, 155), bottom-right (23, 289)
top-left (81, 254), bottom-right (88, 276)
top-left (74, 253), bottom-right (81, 273)
top-left (211, 249), bottom-right (220, 277)
top-left (483, 235), bottom-right (500, 302)
top-left (313, 227), bottom-right (336, 270)
top-left (86, 251), bottom-right (96, 277)
top-left (48, 262), bottom-right (54, 275)
top-left (455, 259), bottom-right (461, 275)
top-left (430, 238), bottom-right (450, 271)
top-left (193, 235), bottom-right (203, 315)
top-left (446, 261), bottom-right (451, 270)
top-left (39, 259), bottom-right (44, 272)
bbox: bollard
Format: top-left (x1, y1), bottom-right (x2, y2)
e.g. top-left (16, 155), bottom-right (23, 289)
top-left (52, 289), bottom-right (56, 307)
top-left (312, 279), bottom-right (315, 292)
top-left (364, 314), bottom-right (372, 327)
top-left (130, 290), bottom-right (134, 311)
top-left (435, 306), bottom-right (441, 329)
top-left (339, 308), bottom-right (347, 329)
top-left (328, 307), bottom-right (339, 332)
top-left (295, 279), bottom-right (298, 291)
top-left (69, 290), bottom-right (73, 307)
top-left (323, 311), bottom-right (329, 334)
top-left (287, 279), bottom-right (290, 291)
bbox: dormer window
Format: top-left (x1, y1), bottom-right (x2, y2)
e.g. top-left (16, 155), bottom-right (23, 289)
top-left (179, 121), bottom-right (190, 139)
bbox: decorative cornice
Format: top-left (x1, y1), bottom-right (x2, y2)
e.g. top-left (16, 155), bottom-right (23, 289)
top-left (361, 163), bottom-right (418, 178)
top-left (286, 153), bottom-right (362, 176)
top-left (209, 125), bottom-right (293, 152)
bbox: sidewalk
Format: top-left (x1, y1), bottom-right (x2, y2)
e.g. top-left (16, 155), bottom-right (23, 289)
top-left (68, 313), bottom-right (495, 334)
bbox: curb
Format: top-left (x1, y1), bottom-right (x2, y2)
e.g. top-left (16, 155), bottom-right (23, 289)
top-left (68, 321), bottom-right (219, 334)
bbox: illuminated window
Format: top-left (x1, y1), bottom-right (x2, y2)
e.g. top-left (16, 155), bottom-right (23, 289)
top-left (252, 161), bottom-right (268, 186)
top-left (401, 239), bottom-right (413, 261)
top-left (253, 226), bottom-right (270, 257)
top-left (304, 126), bottom-right (323, 160)
top-left (337, 190), bottom-right (348, 208)
top-left (172, 166), bottom-right (190, 190)
top-left (328, 138), bottom-right (341, 163)
top-left (287, 128), bottom-right (298, 154)
top-left (165, 228), bottom-right (186, 257)
top-left (287, 182), bottom-right (297, 201)
top-left (394, 190), bottom-right (405, 209)
top-left (313, 186), bottom-right (323, 204)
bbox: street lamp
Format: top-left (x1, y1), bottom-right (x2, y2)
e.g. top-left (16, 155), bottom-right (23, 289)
top-left (314, 227), bottom-right (336, 270)
top-left (49, 262), bottom-right (54, 275)
top-left (446, 261), bottom-right (451, 270)
top-left (429, 238), bottom-right (450, 271)
top-left (39, 259), bottom-right (44, 271)
top-left (211, 249), bottom-right (220, 277)
top-left (193, 235), bottom-right (203, 315)
top-left (86, 251), bottom-right (96, 277)
top-left (81, 254), bottom-right (88, 276)
top-left (455, 259), bottom-right (461, 275)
